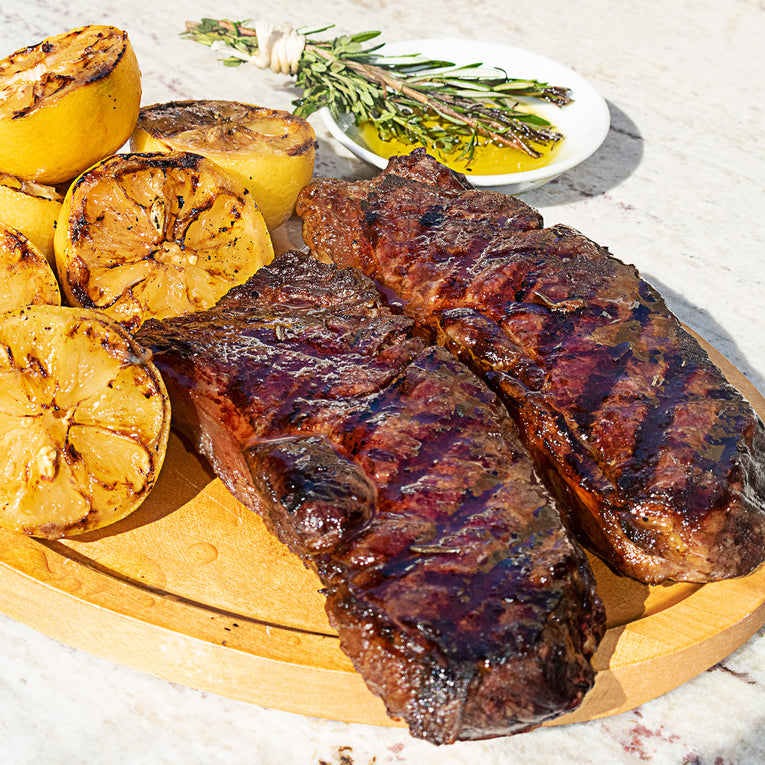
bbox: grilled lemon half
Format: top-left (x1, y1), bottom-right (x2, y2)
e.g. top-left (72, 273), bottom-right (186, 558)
top-left (0, 221), bottom-right (61, 311)
top-left (54, 151), bottom-right (274, 332)
top-left (0, 24), bottom-right (141, 185)
top-left (0, 172), bottom-right (63, 266)
top-left (0, 305), bottom-right (170, 538)
top-left (131, 100), bottom-right (316, 231)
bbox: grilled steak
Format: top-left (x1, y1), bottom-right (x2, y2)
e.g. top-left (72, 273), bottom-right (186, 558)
top-left (136, 251), bottom-right (605, 744)
top-left (297, 149), bottom-right (765, 584)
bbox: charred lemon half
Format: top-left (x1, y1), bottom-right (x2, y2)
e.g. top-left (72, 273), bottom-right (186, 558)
top-left (0, 171), bottom-right (63, 266)
top-left (0, 305), bottom-right (170, 538)
top-left (0, 24), bottom-right (141, 185)
top-left (131, 100), bottom-right (316, 231)
top-left (54, 151), bottom-right (274, 332)
top-left (0, 221), bottom-right (61, 311)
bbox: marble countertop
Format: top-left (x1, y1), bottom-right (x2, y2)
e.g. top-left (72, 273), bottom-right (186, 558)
top-left (1, 0), bottom-right (764, 763)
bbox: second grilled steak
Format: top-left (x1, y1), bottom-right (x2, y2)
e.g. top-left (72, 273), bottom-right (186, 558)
top-left (297, 149), bottom-right (765, 584)
top-left (136, 250), bottom-right (605, 744)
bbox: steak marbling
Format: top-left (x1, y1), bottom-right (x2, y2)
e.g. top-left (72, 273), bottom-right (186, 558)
top-left (136, 251), bottom-right (605, 744)
top-left (297, 149), bottom-right (765, 584)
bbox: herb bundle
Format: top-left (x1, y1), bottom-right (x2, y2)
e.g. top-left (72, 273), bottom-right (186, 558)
top-left (183, 19), bottom-right (573, 160)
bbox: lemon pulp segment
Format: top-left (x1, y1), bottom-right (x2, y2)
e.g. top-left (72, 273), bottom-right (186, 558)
top-left (54, 151), bottom-right (274, 331)
top-left (0, 305), bottom-right (170, 538)
top-left (0, 221), bottom-right (61, 310)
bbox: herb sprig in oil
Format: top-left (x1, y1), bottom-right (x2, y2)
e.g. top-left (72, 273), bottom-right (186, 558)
top-left (183, 19), bottom-right (572, 160)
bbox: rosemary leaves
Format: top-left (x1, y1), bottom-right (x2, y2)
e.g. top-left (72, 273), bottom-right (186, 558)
top-left (183, 19), bottom-right (573, 160)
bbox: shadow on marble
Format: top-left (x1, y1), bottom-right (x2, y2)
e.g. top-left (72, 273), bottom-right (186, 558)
top-left (524, 101), bottom-right (644, 206)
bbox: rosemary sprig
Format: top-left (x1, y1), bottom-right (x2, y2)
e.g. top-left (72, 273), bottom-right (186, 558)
top-left (182, 19), bottom-right (573, 159)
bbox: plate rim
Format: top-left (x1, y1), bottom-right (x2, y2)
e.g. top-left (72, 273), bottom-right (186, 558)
top-left (320, 37), bottom-right (611, 188)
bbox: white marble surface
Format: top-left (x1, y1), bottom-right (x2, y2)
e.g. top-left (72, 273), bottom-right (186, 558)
top-left (1, 1), bottom-right (764, 763)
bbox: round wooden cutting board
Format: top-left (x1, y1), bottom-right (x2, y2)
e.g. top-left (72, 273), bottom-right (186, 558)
top-left (0, 333), bottom-right (764, 730)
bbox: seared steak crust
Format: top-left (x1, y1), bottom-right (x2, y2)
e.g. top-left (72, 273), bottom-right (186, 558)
top-left (297, 149), bottom-right (765, 584)
top-left (136, 251), bottom-right (605, 744)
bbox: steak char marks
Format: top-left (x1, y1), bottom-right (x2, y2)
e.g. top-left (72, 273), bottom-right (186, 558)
top-left (297, 149), bottom-right (765, 584)
top-left (136, 251), bottom-right (605, 744)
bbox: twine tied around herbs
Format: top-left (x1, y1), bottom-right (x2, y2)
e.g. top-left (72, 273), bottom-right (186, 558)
top-left (251, 22), bottom-right (306, 75)
top-left (186, 19), bottom-right (573, 159)
top-left (208, 22), bottom-right (305, 75)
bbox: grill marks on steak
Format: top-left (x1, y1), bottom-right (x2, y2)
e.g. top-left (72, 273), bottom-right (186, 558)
top-left (296, 149), bottom-right (765, 584)
top-left (136, 251), bottom-right (605, 744)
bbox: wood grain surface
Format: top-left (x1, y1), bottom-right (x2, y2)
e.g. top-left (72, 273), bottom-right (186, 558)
top-left (0, 332), bottom-right (763, 729)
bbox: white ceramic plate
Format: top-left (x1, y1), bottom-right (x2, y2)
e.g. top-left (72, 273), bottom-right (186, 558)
top-left (321, 38), bottom-right (610, 193)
